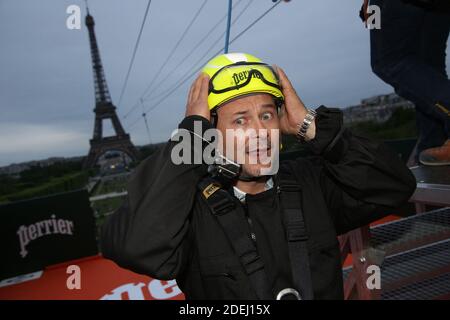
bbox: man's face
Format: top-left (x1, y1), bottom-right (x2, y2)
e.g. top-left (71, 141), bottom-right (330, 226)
top-left (216, 93), bottom-right (280, 178)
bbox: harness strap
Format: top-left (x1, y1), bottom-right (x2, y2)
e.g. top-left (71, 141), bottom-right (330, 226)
top-left (198, 177), bottom-right (273, 299)
top-left (198, 172), bottom-right (314, 300)
top-left (277, 172), bottom-right (314, 300)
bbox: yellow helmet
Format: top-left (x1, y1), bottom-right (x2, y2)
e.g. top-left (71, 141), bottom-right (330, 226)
top-left (202, 52), bottom-right (284, 111)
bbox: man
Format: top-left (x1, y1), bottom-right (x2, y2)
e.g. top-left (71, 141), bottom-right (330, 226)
top-left (366, 0), bottom-right (450, 165)
top-left (101, 53), bottom-right (415, 299)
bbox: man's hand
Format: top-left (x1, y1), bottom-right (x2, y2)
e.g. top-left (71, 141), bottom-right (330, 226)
top-left (185, 73), bottom-right (210, 121)
top-left (275, 66), bottom-right (315, 140)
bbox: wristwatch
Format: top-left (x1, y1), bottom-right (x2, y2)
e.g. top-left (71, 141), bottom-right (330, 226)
top-left (296, 108), bottom-right (317, 142)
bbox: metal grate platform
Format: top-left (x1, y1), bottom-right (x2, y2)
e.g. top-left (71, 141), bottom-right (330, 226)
top-left (370, 207), bottom-right (450, 255)
top-left (410, 166), bottom-right (450, 208)
top-left (381, 272), bottom-right (450, 300)
top-left (381, 239), bottom-right (450, 292)
top-left (341, 207), bottom-right (450, 299)
top-left (342, 239), bottom-right (450, 299)
top-left (382, 239), bottom-right (450, 280)
top-left (411, 166), bottom-right (450, 186)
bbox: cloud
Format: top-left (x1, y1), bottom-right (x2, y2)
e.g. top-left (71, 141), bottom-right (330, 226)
top-left (0, 123), bottom-right (90, 166)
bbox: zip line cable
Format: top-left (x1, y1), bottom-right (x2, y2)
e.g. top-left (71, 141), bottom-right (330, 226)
top-left (117, 0), bottom-right (152, 110)
top-left (126, 0), bottom-right (283, 132)
top-left (127, 0), bottom-right (282, 131)
top-left (140, 98), bottom-right (152, 144)
top-left (224, 0), bottom-right (233, 53)
top-left (123, 0), bottom-right (245, 121)
top-left (125, 0), bottom-right (254, 122)
top-left (135, 0), bottom-right (208, 110)
top-left (138, 0), bottom-right (246, 105)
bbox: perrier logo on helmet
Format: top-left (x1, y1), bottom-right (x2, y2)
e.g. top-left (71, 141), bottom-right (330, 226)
top-left (232, 69), bottom-right (263, 86)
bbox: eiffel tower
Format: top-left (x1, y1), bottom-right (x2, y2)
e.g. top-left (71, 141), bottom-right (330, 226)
top-left (83, 8), bottom-right (139, 169)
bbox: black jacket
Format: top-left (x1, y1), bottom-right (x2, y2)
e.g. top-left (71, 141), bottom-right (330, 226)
top-left (402, 0), bottom-right (450, 13)
top-left (100, 106), bottom-right (416, 299)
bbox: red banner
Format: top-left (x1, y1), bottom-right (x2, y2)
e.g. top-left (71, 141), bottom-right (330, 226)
top-left (0, 255), bottom-right (185, 300)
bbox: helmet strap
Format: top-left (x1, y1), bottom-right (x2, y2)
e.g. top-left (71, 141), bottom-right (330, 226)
top-left (210, 111), bottom-right (218, 127)
top-left (238, 174), bottom-right (270, 182)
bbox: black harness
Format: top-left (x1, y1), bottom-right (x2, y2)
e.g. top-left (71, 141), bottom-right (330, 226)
top-left (197, 171), bottom-right (314, 300)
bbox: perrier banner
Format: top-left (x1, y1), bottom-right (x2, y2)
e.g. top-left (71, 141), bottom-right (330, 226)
top-left (0, 189), bottom-right (98, 280)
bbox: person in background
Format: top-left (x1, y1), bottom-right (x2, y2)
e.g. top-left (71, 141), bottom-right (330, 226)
top-left (363, 0), bottom-right (450, 166)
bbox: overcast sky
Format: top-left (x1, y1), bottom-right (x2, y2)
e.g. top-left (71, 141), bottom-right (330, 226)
top-left (0, 0), bottom-right (449, 166)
